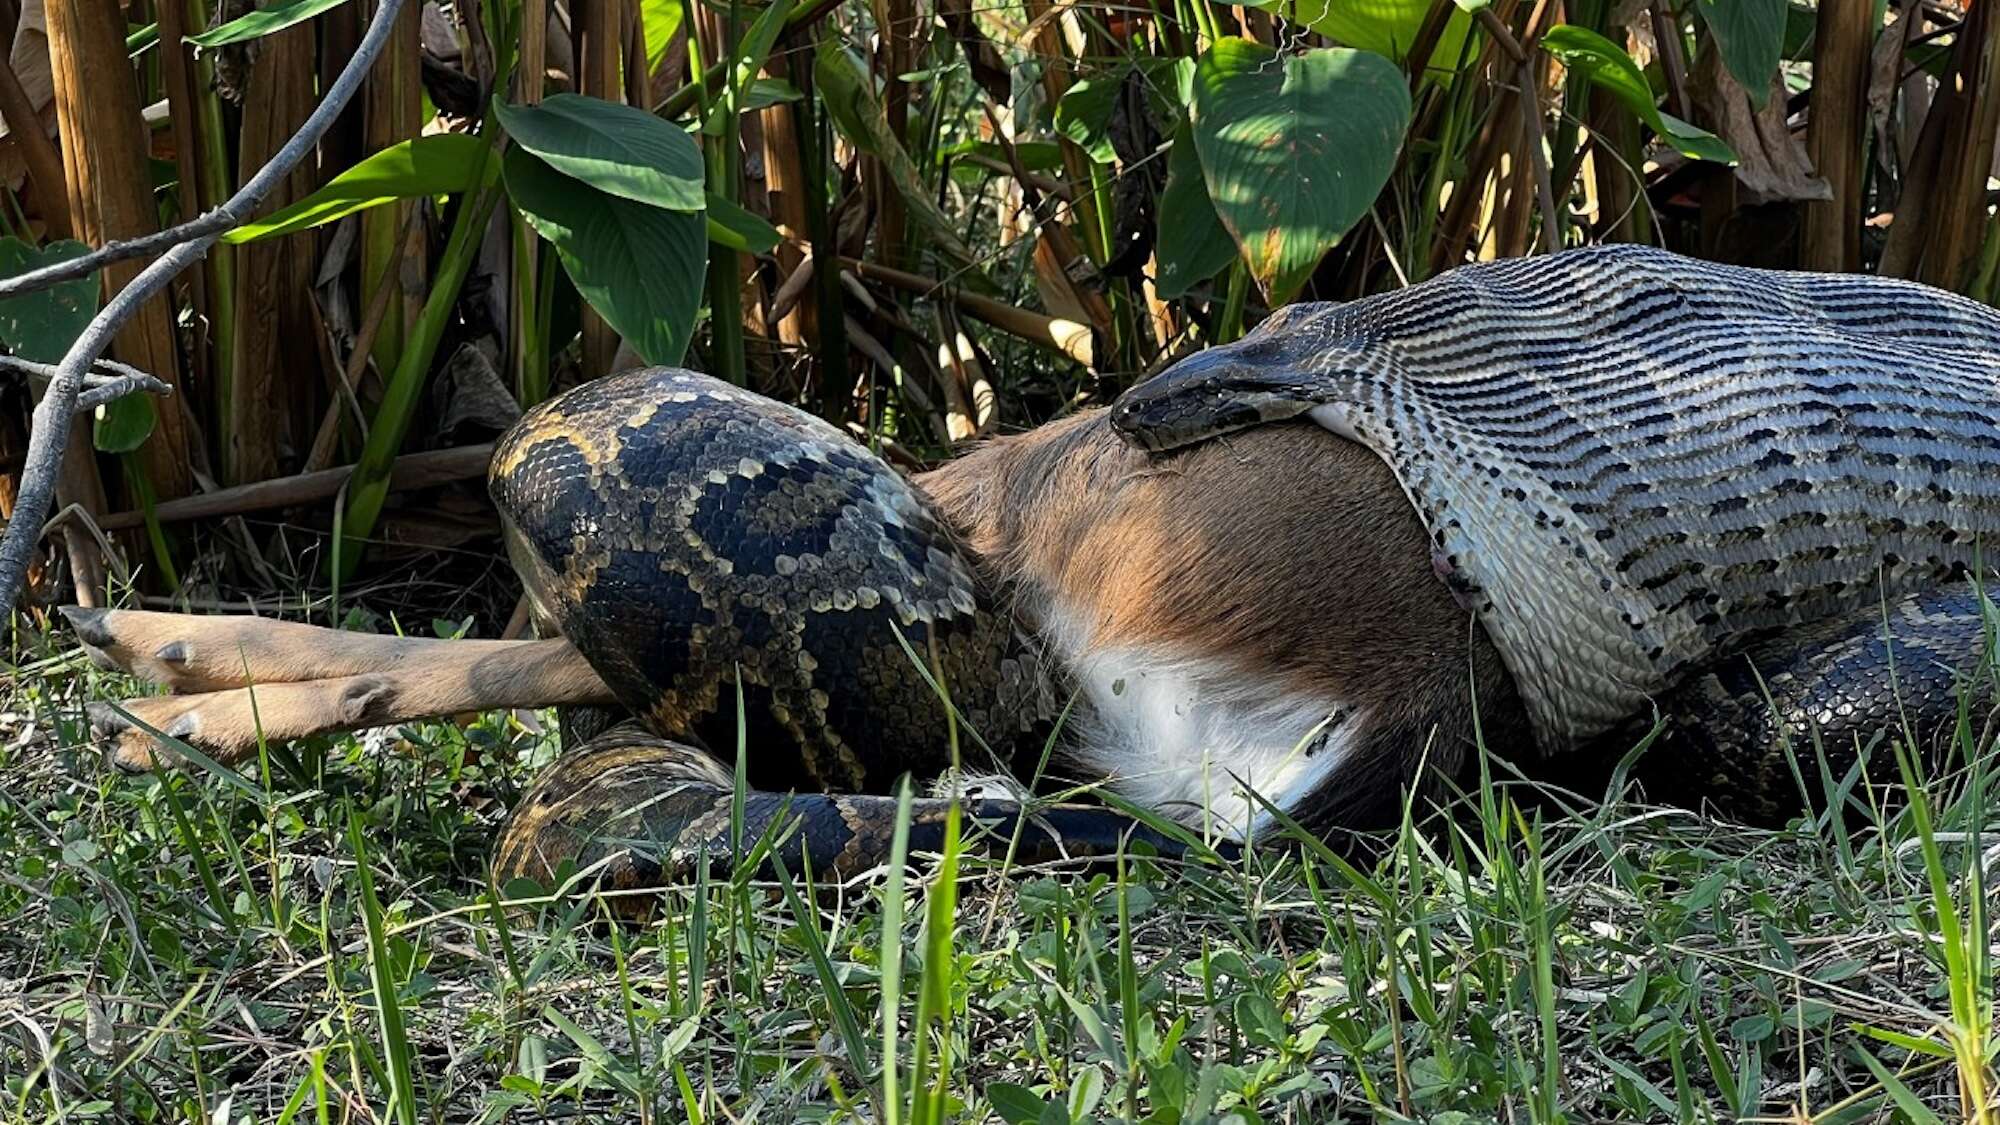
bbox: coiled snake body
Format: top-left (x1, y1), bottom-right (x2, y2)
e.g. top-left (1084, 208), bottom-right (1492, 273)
top-left (490, 248), bottom-right (2000, 892)
top-left (488, 370), bottom-right (1211, 893)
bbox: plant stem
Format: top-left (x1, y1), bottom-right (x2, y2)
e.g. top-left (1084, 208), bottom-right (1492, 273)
top-left (335, 156), bottom-right (502, 578)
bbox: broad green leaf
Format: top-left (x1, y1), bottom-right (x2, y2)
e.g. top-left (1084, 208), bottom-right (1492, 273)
top-left (721, 0), bottom-right (798, 114)
top-left (93, 396), bottom-right (156, 453)
top-left (503, 147), bottom-right (705, 365)
top-left (187, 0), bottom-right (354, 46)
top-left (705, 192), bottom-right (781, 253)
top-left (0, 239), bottom-right (153, 453)
top-left (814, 40), bottom-right (992, 289)
top-left (224, 134), bottom-right (493, 244)
top-left (1287, 0), bottom-right (1475, 70)
top-left (494, 94), bottom-right (705, 212)
top-left (1154, 122), bottom-right (1236, 299)
top-left (986, 1081), bottom-right (1055, 1125)
top-left (1542, 25), bottom-right (1737, 165)
top-left (938, 138), bottom-right (1065, 172)
top-left (1191, 39), bottom-right (1411, 301)
top-left (1055, 75), bottom-right (1122, 164)
top-left (1694, 0), bottom-right (1787, 106)
top-left (742, 77), bottom-right (802, 110)
top-left (0, 238), bottom-right (98, 362)
top-left (639, 0), bottom-right (683, 70)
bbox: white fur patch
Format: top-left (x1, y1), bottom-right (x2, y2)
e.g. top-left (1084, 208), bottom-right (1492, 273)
top-left (1041, 607), bottom-right (1357, 841)
top-left (1307, 402), bottom-right (1364, 443)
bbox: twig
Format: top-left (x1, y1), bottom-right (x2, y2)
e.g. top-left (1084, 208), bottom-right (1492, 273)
top-left (1648, 0), bottom-right (1692, 121)
top-left (841, 256), bottom-right (1096, 369)
top-left (73, 375), bottom-right (172, 413)
top-left (91, 443), bottom-right (493, 532)
top-left (0, 0), bottom-right (411, 622)
top-left (1477, 9), bottom-right (1562, 253)
top-left (0, 355), bottom-right (174, 412)
top-left (0, 0), bottom-right (410, 303)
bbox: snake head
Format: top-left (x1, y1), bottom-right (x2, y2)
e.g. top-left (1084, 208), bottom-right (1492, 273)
top-left (1110, 343), bottom-right (1325, 453)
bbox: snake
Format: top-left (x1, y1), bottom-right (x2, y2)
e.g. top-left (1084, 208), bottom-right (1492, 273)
top-left (486, 369), bottom-right (1223, 896)
top-left (489, 245), bottom-right (2000, 893)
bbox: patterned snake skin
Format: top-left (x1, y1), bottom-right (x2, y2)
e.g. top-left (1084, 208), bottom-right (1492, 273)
top-left (1113, 244), bottom-right (2000, 753)
top-left (489, 248), bottom-right (2000, 891)
top-left (487, 369), bottom-right (1218, 891)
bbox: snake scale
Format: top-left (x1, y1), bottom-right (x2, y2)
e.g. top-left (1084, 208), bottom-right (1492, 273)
top-left (486, 370), bottom-right (1216, 894)
top-left (1116, 245), bottom-right (2000, 752)
top-left (489, 246), bottom-right (2000, 893)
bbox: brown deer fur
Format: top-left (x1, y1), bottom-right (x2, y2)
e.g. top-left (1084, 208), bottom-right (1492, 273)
top-left (918, 410), bottom-right (1530, 832)
top-left (73, 409), bottom-right (1527, 830)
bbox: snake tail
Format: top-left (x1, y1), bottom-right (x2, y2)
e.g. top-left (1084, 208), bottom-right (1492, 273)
top-left (492, 729), bottom-right (1232, 909)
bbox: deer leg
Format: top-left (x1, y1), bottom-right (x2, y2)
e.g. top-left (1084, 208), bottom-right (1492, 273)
top-left (79, 630), bottom-right (616, 772)
top-left (61, 606), bottom-right (563, 694)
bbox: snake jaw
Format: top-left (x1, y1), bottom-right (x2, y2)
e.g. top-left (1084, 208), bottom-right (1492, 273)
top-left (1111, 328), bottom-right (1331, 452)
top-left (1111, 370), bottom-right (1319, 453)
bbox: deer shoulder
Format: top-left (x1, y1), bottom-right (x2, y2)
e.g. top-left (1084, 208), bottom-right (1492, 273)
top-left (916, 408), bottom-right (1532, 837)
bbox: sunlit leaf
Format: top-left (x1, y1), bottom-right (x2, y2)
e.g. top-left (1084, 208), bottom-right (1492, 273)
top-left (1191, 38), bottom-right (1410, 300)
top-left (639, 0), bottom-right (683, 69)
top-left (503, 147), bottom-right (706, 365)
top-left (1286, 0), bottom-right (1476, 72)
top-left (1542, 24), bottom-right (1737, 164)
top-left (1055, 75), bottom-right (1122, 164)
top-left (495, 94), bottom-right (706, 212)
top-left (224, 134), bottom-right (493, 244)
top-left (187, 0), bottom-right (354, 47)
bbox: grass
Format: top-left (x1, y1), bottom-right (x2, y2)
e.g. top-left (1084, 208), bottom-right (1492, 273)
top-left (1, 613), bottom-right (1996, 1124)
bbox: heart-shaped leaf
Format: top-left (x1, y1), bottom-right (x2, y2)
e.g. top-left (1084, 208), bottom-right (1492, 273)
top-left (1693, 0), bottom-right (1787, 107)
top-left (0, 238), bottom-right (155, 451)
top-left (1287, 0), bottom-right (1475, 68)
top-left (1055, 75), bottom-right (1122, 164)
top-left (495, 93), bottom-right (706, 212)
top-left (92, 396), bottom-right (157, 453)
top-left (1191, 39), bottom-right (1411, 301)
top-left (0, 238), bottom-right (98, 362)
top-left (1155, 121), bottom-right (1237, 299)
top-left (1542, 25), bottom-right (1737, 164)
top-left (225, 134), bottom-right (494, 244)
top-left (503, 146), bottom-right (706, 365)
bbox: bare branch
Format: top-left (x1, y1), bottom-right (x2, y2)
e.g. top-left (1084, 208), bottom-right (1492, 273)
top-left (0, 353), bottom-right (175, 412)
top-left (73, 374), bottom-right (174, 412)
top-left (0, 0), bottom-right (410, 303)
top-left (0, 0), bottom-right (411, 622)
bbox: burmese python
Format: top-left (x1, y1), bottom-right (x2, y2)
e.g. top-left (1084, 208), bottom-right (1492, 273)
top-left (1115, 245), bottom-right (2000, 752)
top-left (490, 247), bottom-right (2000, 891)
top-left (487, 369), bottom-right (1218, 892)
